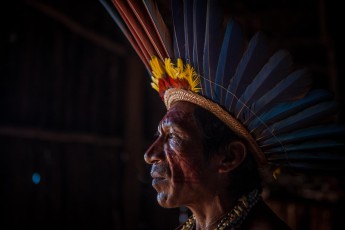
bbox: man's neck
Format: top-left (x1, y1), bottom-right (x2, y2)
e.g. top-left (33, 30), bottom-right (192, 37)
top-left (187, 189), bottom-right (260, 230)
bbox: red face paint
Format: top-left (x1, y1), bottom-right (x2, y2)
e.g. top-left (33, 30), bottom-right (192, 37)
top-left (144, 101), bottom-right (216, 208)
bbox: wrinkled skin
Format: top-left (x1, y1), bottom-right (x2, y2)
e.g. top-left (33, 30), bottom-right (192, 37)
top-left (144, 101), bottom-right (292, 230)
top-left (144, 101), bottom-right (218, 208)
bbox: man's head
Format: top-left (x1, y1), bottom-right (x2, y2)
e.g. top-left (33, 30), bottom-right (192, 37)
top-left (144, 101), bottom-right (262, 208)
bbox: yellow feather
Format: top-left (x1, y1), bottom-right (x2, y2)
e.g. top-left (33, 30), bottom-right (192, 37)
top-left (151, 82), bottom-right (159, 92)
top-left (183, 64), bottom-right (198, 91)
top-left (185, 64), bottom-right (193, 82)
top-left (164, 58), bottom-right (178, 79)
top-left (149, 56), bottom-right (201, 94)
top-left (151, 76), bottom-right (158, 84)
top-left (150, 56), bottom-right (166, 79)
top-left (177, 58), bottom-right (184, 79)
top-left (177, 58), bottom-right (183, 71)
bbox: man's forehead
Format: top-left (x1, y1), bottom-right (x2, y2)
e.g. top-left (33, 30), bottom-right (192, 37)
top-left (160, 102), bottom-right (197, 126)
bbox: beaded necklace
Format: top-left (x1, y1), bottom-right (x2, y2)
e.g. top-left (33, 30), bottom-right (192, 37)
top-left (180, 189), bottom-right (260, 230)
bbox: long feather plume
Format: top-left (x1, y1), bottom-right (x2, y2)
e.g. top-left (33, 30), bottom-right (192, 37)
top-left (184, 0), bottom-right (194, 63)
top-left (203, 0), bottom-right (223, 99)
top-left (225, 32), bottom-right (270, 111)
top-left (259, 100), bottom-right (339, 140)
top-left (99, 0), bottom-right (150, 71)
top-left (127, 0), bottom-right (167, 61)
top-left (192, 0), bottom-right (207, 94)
top-left (112, 0), bottom-right (156, 62)
top-left (235, 50), bottom-right (293, 119)
top-left (243, 68), bottom-right (312, 124)
top-left (248, 89), bottom-right (333, 136)
top-left (268, 151), bottom-right (345, 161)
top-left (265, 140), bottom-right (345, 154)
top-left (142, 0), bottom-right (173, 58)
top-left (260, 124), bottom-right (345, 148)
top-left (171, 0), bottom-right (185, 59)
top-left (214, 19), bottom-right (244, 105)
top-left (268, 147), bottom-right (345, 172)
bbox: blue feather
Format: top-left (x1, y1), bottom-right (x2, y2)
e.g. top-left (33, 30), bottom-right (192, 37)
top-left (184, 0), bottom-right (194, 63)
top-left (265, 140), bottom-right (345, 154)
top-left (259, 100), bottom-right (339, 140)
top-left (260, 124), bottom-right (345, 148)
top-left (267, 150), bottom-right (345, 161)
top-left (192, 0), bottom-right (207, 93)
top-left (214, 19), bottom-right (244, 105)
top-left (266, 140), bottom-right (345, 171)
top-left (248, 89), bottom-right (333, 136)
top-left (235, 50), bottom-right (293, 119)
top-left (171, 0), bottom-right (185, 59)
top-left (203, 0), bottom-right (223, 99)
top-left (225, 32), bottom-right (270, 111)
top-left (243, 68), bottom-right (312, 125)
top-left (142, 0), bottom-right (173, 57)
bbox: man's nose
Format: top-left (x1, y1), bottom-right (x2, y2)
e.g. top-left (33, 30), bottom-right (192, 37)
top-left (144, 138), bottom-right (164, 164)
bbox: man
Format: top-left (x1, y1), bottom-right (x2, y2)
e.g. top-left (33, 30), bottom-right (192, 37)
top-left (100, 0), bottom-right (345, 229)
top-left (145, 101), bottom-right (291, 229)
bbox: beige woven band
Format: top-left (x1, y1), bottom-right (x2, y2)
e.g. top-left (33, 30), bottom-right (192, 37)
top-left (164, 88), bottom-right (266, 165)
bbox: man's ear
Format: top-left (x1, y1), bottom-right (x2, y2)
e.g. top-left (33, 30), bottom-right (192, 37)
top-left (218, 141), bottom-right (247, 173)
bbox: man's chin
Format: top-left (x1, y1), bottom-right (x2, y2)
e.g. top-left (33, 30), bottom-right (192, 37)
top-left (156, 192), bottom-right (176, 208)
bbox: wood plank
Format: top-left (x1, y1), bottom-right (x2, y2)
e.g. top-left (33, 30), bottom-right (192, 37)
top-left (123, 56), bottom-right (145, 229)
top-left (0, 126), bottom-right (123, 146)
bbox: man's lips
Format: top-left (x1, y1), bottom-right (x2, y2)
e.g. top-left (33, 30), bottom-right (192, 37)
top-left (151, 171), bottom-right (168, 187)
top-left (151, 171), bottom-right (165, 179)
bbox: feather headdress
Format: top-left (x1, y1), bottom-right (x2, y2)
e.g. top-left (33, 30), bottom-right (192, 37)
top-left (100, 0), bottom-right (345, 173)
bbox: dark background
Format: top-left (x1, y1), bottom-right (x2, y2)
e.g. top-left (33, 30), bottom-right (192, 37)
top-left (1, 0), bottom-right (344, 229)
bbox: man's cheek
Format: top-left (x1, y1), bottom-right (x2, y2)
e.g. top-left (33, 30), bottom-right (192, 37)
top-left (168, 158), bottom-right (185, 183)
top-left (173, 158), bottom-right (203, 183)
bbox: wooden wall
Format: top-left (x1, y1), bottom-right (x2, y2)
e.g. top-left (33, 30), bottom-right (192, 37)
top-left (1, 0), bottom-right (344, 229)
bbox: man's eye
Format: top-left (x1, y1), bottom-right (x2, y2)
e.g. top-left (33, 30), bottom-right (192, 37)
top-left (167, 133), bottom-right (176, 139)
top-left (167, 133), bottom-right (182, 147)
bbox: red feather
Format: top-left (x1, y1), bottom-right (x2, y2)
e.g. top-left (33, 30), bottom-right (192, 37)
top-left (112, 0), bottom-right (156, 62)
top-left (127, 0), bottom-right (167, 61)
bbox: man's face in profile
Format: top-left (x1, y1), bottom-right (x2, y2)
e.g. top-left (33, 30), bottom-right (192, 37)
top-left (144, 101), bottom-right (219, 208)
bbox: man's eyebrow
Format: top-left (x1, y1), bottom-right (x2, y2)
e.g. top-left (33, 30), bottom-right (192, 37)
top-left (166, 110), bottom-right (192, 121)
top-left (160, 117), bottom-right (183, 130)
